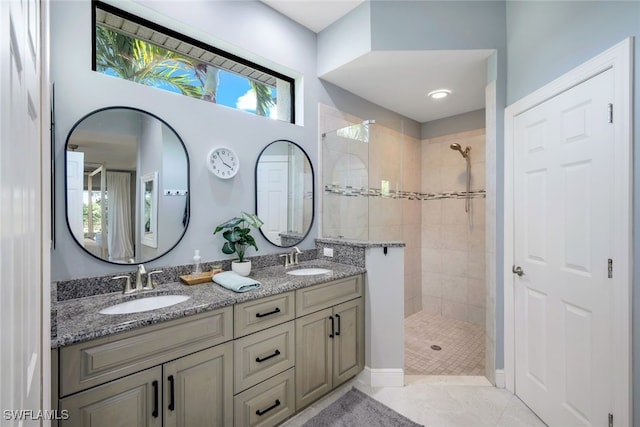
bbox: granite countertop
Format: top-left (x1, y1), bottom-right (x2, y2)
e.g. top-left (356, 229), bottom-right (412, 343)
top-left (51, 260), bottom-right (366, 349)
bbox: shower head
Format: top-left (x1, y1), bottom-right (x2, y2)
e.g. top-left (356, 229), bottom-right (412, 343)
top-left (450, 143), bottom-right (470, 159)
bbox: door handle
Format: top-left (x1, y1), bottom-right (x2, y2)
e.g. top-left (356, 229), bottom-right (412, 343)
top-left (335, 313), bottom-right (341, 336)
top-left (256, 349), bottom-right (281, 363)
top-left (256, 307), bottom-right (280, 318)
top-left (152, 380), bottom-right (159, 418)
top-left (168, 375), bottom-right (175, 411)
top-left (512, 265), bottom-right (524, 277)
top-left (256, 399), bottom-right (280, 416)
top-left (329, 316), bottom-right (335, 338)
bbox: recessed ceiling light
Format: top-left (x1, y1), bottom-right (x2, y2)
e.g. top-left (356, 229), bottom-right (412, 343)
top-left (428, 89), bottom-right (451, 99)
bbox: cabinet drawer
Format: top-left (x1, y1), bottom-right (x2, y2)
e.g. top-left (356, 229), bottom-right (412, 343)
top-left (234, 321), bottom-right (295, 393)
top-left (60, 306), bottom-right (232, 397)
top-left (296, 275), bottom-right (363, 317)
top-left (234, 292), bottom-right (294, 338)
top-left (234, 368), bottom-right (295, 427)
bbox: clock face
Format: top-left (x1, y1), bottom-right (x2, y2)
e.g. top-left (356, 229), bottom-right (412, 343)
top-left (207, 147), bottom-right (239, 179)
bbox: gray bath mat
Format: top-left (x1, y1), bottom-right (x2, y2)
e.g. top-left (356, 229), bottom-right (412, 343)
top-left (302, 387), bottom-right (423, 427)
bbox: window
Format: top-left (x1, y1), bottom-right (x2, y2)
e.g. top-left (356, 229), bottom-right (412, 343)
top-left (93, 1), bottom-right (295, 123)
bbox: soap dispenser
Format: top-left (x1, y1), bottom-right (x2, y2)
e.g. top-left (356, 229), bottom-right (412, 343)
top-left (192, 250), bottom-right (202, 275)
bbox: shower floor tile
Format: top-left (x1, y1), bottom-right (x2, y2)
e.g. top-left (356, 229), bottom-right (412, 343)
top-left (404, 311), bottom-right (485, 376)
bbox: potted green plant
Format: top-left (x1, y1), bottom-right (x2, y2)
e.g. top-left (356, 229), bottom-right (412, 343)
top-left (213, 211), bottom-right (264, 276)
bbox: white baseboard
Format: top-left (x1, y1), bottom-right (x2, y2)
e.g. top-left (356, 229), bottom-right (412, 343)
top-left (357, 367), bottom-right (404, 387)
top-left (495, 369), bottom-right (505, 388)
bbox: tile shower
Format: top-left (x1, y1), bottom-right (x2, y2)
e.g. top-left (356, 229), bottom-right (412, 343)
top-left (319, 104), bottom-right (487, 376)
top-left (421, 129), bottom-right (486, 326)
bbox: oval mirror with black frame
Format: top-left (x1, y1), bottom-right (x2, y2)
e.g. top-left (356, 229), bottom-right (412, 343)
top-left (65, 107), bottom-right (190, 264)
top-left (255, 140), bottom-right (314, 247)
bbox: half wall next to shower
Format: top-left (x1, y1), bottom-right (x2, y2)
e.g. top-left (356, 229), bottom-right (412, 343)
top-left (321, 120), bottom-right (423, 316)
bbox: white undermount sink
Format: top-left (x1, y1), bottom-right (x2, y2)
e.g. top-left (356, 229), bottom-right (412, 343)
top-left (99, 295), bottom-right (191, 315)
top-left (286, 268), bottom-right (332, 276)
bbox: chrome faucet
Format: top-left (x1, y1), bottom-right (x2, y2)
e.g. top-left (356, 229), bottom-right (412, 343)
top-left (135, 264), bottom-right (146, 291)
top-left (290, 246), bottom-right (301, 265)
top-left (143, 270), bottom-right (163, 290)
top-left (112, 265), bottom-right (162, 294)
top-left (280, 247), bottom-right (302, 267)
top-left (112, 275), bottom-right (134, 294)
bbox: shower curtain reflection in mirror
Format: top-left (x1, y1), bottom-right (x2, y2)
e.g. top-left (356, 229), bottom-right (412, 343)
top-left (141, 172), bottom-right (158, 249)
top-left (106, 171), bottom-right (135, 261)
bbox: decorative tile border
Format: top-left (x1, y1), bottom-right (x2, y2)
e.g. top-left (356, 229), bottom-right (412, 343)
top-left (324, 184), bottom-right (486, 201)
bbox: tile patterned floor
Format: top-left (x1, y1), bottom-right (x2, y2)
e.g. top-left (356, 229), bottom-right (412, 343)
top-left (405, 311), bottom-right (485, 376)
top-left (282, 376), bottom-right (547, 427)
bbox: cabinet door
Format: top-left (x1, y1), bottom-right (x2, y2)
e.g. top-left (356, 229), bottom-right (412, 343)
top-left (163, 343), bottom-right (233, 427)
top-left (59, 366), bottom-right (162, 427)
top-left (332, 298), bottom-right (364, 388)
top-left (295, 308), bottom-right (333, 410)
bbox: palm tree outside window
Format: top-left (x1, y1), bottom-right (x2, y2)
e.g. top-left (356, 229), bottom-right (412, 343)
top-left (93, 1), bottom-right (294, 123)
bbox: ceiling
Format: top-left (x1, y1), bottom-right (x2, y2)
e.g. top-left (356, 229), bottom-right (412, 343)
top-left (260, 0), bottom-right (491, 124)
top-left (260, 0), bottom-right (365, 33)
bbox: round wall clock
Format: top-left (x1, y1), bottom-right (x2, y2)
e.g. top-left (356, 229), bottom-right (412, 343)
top-left (207, 147), bottom-right (239, 179)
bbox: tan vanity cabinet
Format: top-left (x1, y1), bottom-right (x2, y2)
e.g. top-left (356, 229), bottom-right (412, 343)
top-left (54, 274), bottom-right (365, 427)
top-left (234, 291), bottom-right (295, 338)
top-left (56, 307), bottom-right (233, 427)
top-left (295, 275), bottom-right (364, 410)
top-left (233, 321), bottom-right (295, 393)
top-left (295, 275), bottom-right (362, 317)
top-left (59, 366), bottom-right (162, 427)
top-left (162, 343), bottom-right (233, 427)
top-left (231, 291), bottom-right (297, 426)
top-left (233, 368), bottom-right (295, 427)
top-left (294, 308), bottom-right (333, 409)
top-left (332, 298), bottom-right (365, 386)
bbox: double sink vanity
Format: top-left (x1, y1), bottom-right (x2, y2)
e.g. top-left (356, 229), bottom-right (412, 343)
top-left (55, 107), bottom-right (376, 426)
top-left (51, 260), bottom-right (365, 427)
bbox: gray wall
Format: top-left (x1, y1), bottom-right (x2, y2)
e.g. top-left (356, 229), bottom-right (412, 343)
top-left (318, 81), bottom-right (422, 138)
top-left (317, 2), bottom-right (372, 76)
top-left (421, 109), bottom-right (486, 140)
top-left (51, 0), bottom-right (319, 280)
top-left (50, 0), bottom-right (421, 280)
top-left (505, 0), bottom-right (640, 422)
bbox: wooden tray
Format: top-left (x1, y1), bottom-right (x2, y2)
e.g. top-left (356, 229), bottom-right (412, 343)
top-left (179, 271), bottom-right (215, 285)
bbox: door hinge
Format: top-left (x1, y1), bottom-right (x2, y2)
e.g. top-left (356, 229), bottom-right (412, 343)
top-left (608, 259), bottom-right (613, 279)
top-left (608, 103), bottom-right (613, 123)
top-left (609, 413), bottom-right (613, 427)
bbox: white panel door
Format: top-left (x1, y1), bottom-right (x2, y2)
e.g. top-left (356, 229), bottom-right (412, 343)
top-left (0, 0), bottom-right (43, 424)
top-left (514, 69), bottom-right (614, 426)
top-left (257, 158), bottom-right (288, 245)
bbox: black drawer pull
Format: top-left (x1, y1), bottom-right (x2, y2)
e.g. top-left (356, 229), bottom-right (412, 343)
top-left (256, 307), bottom-right (281, 318)
top-left (335, 313), bottom-right (341, 336)
top-left (329, 316), bottom-right (335, 338)
top-left (152, 380), bottom-right (159, 418)
top-left (168, 375), bottom-right (175, 411)
top-left (256, 399), bottom-right (281, 416)
top-left (256, 349), bottom-right (281, 363)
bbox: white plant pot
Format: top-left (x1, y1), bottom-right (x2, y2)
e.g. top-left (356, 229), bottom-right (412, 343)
top-left (232, 260), bottom-right (252, 277)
